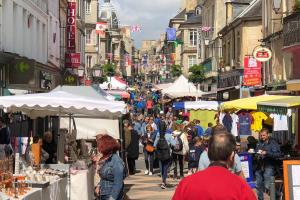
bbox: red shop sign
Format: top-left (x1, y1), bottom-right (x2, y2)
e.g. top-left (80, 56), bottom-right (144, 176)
top-left (66, 2), bottom-right (76, 52)
top-left (65, 53), bottom-right (80, 68)
top-left (243, 56), bottom-right (261, 86)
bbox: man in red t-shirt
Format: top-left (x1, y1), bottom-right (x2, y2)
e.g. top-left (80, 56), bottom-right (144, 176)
top-left (172, 133), bottom-right (256, 200)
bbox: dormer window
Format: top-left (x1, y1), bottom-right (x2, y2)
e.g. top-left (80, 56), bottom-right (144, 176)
top-left (196, 6), bottom-right (202, 16)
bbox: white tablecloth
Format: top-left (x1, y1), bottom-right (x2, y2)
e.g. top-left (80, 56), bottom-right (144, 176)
top-left (0, 178), bottom-right (68, 200)
top-left (70, 167), bottom-right (94, 200)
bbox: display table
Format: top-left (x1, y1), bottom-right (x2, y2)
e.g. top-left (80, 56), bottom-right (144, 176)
top-left (0, 178), bottom-right (68, 200)
top-left (70, 167), bottom-right (94, 200)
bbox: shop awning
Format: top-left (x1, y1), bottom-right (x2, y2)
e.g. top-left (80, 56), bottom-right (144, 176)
top-left (107, 90), bottom-right (130, 99)
top-left (221, 95), bottom-right (292, 110)
top-left (173, 101), bottom-right (219, 111)
top-left (257, 96), bottom-right (300, 115)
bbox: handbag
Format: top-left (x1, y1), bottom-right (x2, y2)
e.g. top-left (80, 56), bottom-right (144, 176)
top-left (145, 144), bottom-right (155, 153)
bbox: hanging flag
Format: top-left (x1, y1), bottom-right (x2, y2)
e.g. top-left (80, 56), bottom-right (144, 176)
top-left (131, 25), bottom-right (142, 32)
top-left (142, 54), bottom-right (148, 66)
top-left (201, 26), bottom-right (212, 32)
top-left (166, 28), bottom-right (176, 41)
top-left (96, 22), bottom-right (108, 35)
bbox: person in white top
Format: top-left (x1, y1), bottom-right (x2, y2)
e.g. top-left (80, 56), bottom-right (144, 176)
top-left (172, 125), bottom-right (189, 180)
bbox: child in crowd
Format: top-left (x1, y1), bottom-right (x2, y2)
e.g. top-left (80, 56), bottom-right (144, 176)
top-left (188, 137), bottom-right (204, 175)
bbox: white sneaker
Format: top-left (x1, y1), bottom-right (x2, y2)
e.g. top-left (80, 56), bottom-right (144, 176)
top-left (144, 170), bottom-right (149, 175)
top-left (149, 172), bottom-right (153, 176)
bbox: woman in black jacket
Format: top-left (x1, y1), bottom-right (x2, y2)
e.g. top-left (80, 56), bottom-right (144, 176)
top-left (126, 123), bottom-right (140, 175)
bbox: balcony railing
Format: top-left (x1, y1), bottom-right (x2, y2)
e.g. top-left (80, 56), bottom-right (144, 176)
top-left (283, 12), bottom-right (300, 48)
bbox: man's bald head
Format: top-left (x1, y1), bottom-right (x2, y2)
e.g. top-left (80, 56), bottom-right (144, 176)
top-left (208, 133), bottom-right (236, 162)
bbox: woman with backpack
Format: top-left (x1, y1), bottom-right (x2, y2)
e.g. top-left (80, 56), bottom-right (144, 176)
top-left (154, 124), bottom-right (177, 189)
top-left (171, 124), bottom-right (189, 180)
top-left (142, 125), bottom-right (156, 176)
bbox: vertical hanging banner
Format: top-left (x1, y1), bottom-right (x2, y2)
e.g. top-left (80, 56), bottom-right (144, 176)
top-left (66, 2), bottom-right (76, 52)
top-left (166, 28), bottom-right (176, 41)
top-left (243, 56), bottom-right (262, 86)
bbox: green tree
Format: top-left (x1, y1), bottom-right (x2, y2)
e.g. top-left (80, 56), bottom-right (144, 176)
top-left (102, 63), bottom-right (116, 77)
top-left (294, 0), bottom-right (300, 12)
top-left (171, 64), bottom-right (182, 78)
top-left (188, 64), bottom-right (206, 84)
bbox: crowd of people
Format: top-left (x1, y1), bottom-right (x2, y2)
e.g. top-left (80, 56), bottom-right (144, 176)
top-left (90, 89), bottom-right (285, 200)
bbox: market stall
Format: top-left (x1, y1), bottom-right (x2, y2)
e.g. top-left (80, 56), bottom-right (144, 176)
top-left (173, 101), bottom-right (220, 129)
top-left (220, 95), bottom-right (294, 139)
top-left (0, 88), bottom-right (127, 200)
top-left (257, 96), bottom-right (300, 145)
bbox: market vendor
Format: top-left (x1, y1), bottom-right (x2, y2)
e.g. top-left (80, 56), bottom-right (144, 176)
top-left (42, 131), bottom-right (57, 164)
top-left (0, 117), bottom-right (12, 159)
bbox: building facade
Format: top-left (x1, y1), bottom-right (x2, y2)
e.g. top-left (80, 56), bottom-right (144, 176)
top-left (0, 0), bottom-right (61, 94)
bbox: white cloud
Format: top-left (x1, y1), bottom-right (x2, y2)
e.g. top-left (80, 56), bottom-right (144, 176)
top-left (109, 0), bottom-right (181, 48)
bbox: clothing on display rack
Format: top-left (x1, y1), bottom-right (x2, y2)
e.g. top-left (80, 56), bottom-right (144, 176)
top-left (270, 114), bottom-right (288, 131)
top-left (230, 113), bottom-right (239, 137)
top-left (222, 113), bottom-right (233, 133)
top-left (238, 112), bottom-right (252, 136)
top-left (250, 111), bottom-right (268, 132)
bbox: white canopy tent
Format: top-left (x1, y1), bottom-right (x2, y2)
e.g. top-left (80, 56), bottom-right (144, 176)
top-left (0, 90), bottom-right (126, 119)
top-left (162, 75), bottom-right (203, 98)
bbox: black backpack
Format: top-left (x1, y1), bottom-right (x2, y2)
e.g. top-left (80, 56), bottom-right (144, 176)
top-left (156, 137), bottom-right (171, 161)
top-left (172, 133), bottom-right (183, 152)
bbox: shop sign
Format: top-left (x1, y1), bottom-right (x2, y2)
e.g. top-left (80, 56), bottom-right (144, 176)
top-left (66, 2), bottom-right (76, 52)
top-left (243, 56), bottom-right (261, 86)
top-left (64, 75), bottom-right (77, 85)
top-left (65, 53), bottom-right (80, 68)
top-left (253, 46), bottom-right (272, 62)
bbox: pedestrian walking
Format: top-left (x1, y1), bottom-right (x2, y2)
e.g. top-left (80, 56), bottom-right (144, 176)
top-left (155, 131), bottom-right (177, 189)
top-left (187, 137), bottom-right (204, 175)
top-left (142, 125), bottom-right (156, 175)
top-left (171, 124), bottom-right (189, 180)
top-left (126, 123), bottom-right (140, 175)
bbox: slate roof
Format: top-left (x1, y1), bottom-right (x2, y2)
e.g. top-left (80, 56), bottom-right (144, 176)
top-left (182, 15), bottom-right (202, 25)
top-left (173, 9), bottom-right (186, 20)
top-left (237, 0), bottom-right (262, 19)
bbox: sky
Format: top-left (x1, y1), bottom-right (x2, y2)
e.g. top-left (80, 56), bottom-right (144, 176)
top-left (112, 0), bottom-right (182, 48)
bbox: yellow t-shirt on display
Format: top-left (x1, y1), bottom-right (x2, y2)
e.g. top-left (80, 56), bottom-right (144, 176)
top-left (251, 112), bottom-right (268, 131)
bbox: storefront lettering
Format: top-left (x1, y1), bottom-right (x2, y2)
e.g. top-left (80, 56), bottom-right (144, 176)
top-left (66, 2), bottom-right (76, 52)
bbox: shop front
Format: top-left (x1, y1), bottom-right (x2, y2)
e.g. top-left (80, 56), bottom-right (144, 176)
top-left (2, 55), bottom-right (61, 94)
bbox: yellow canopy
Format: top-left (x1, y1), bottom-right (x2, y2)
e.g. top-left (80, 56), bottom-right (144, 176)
top-left (221, 95), bottom-right (293, 110)
top-left (258, 96), bottom-right (300, 108)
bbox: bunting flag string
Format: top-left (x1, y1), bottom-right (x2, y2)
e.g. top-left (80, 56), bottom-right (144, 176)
top-left (131, 25), bottom-right (142, 32)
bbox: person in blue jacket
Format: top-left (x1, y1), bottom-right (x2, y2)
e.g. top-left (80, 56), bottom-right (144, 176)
top-left (255, 128), bottom-right (281, 200)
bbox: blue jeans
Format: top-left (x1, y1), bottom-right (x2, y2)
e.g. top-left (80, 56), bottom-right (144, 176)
top-left (144, 151), bottom-right (154, 173)
top-left (255, 166), bottom-right (274, 200)
top-left (160, 160), bottom-right (171, 184)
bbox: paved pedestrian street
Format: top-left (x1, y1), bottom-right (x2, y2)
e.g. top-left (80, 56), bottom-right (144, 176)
top-left (124, 171), bottom-right (178, 200)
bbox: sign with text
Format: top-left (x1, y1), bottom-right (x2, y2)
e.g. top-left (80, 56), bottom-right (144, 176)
top-left (253, 46), bottom-right (272, 62)
top-left (243, 56), bottom-right (261, 86)
top-left (66, 2), bottom-right (76, 52)
top-left (65, 53), bottom-right (80, 68)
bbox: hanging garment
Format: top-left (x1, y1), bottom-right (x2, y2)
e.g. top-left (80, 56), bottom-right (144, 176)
top-left (230, 113), bottom-right (239, 137)
top-left (222, 113), bottom-right (233, 133)
top-left (219, 112), bottom-right (225, 125)
top-left (250, 112), bottom-right (268, 132)
top-left (270, 114), bottom-right (288, 131)
top-left (238, 112), bottom-right (252, 136)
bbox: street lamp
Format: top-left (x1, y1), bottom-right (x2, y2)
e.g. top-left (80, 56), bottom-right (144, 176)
top-left (77, 66), bottom-right (85, 77)
top-left (92, 65), bottom-right (102, 77)
top-left (273, 0), bottom-right (282, 13)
